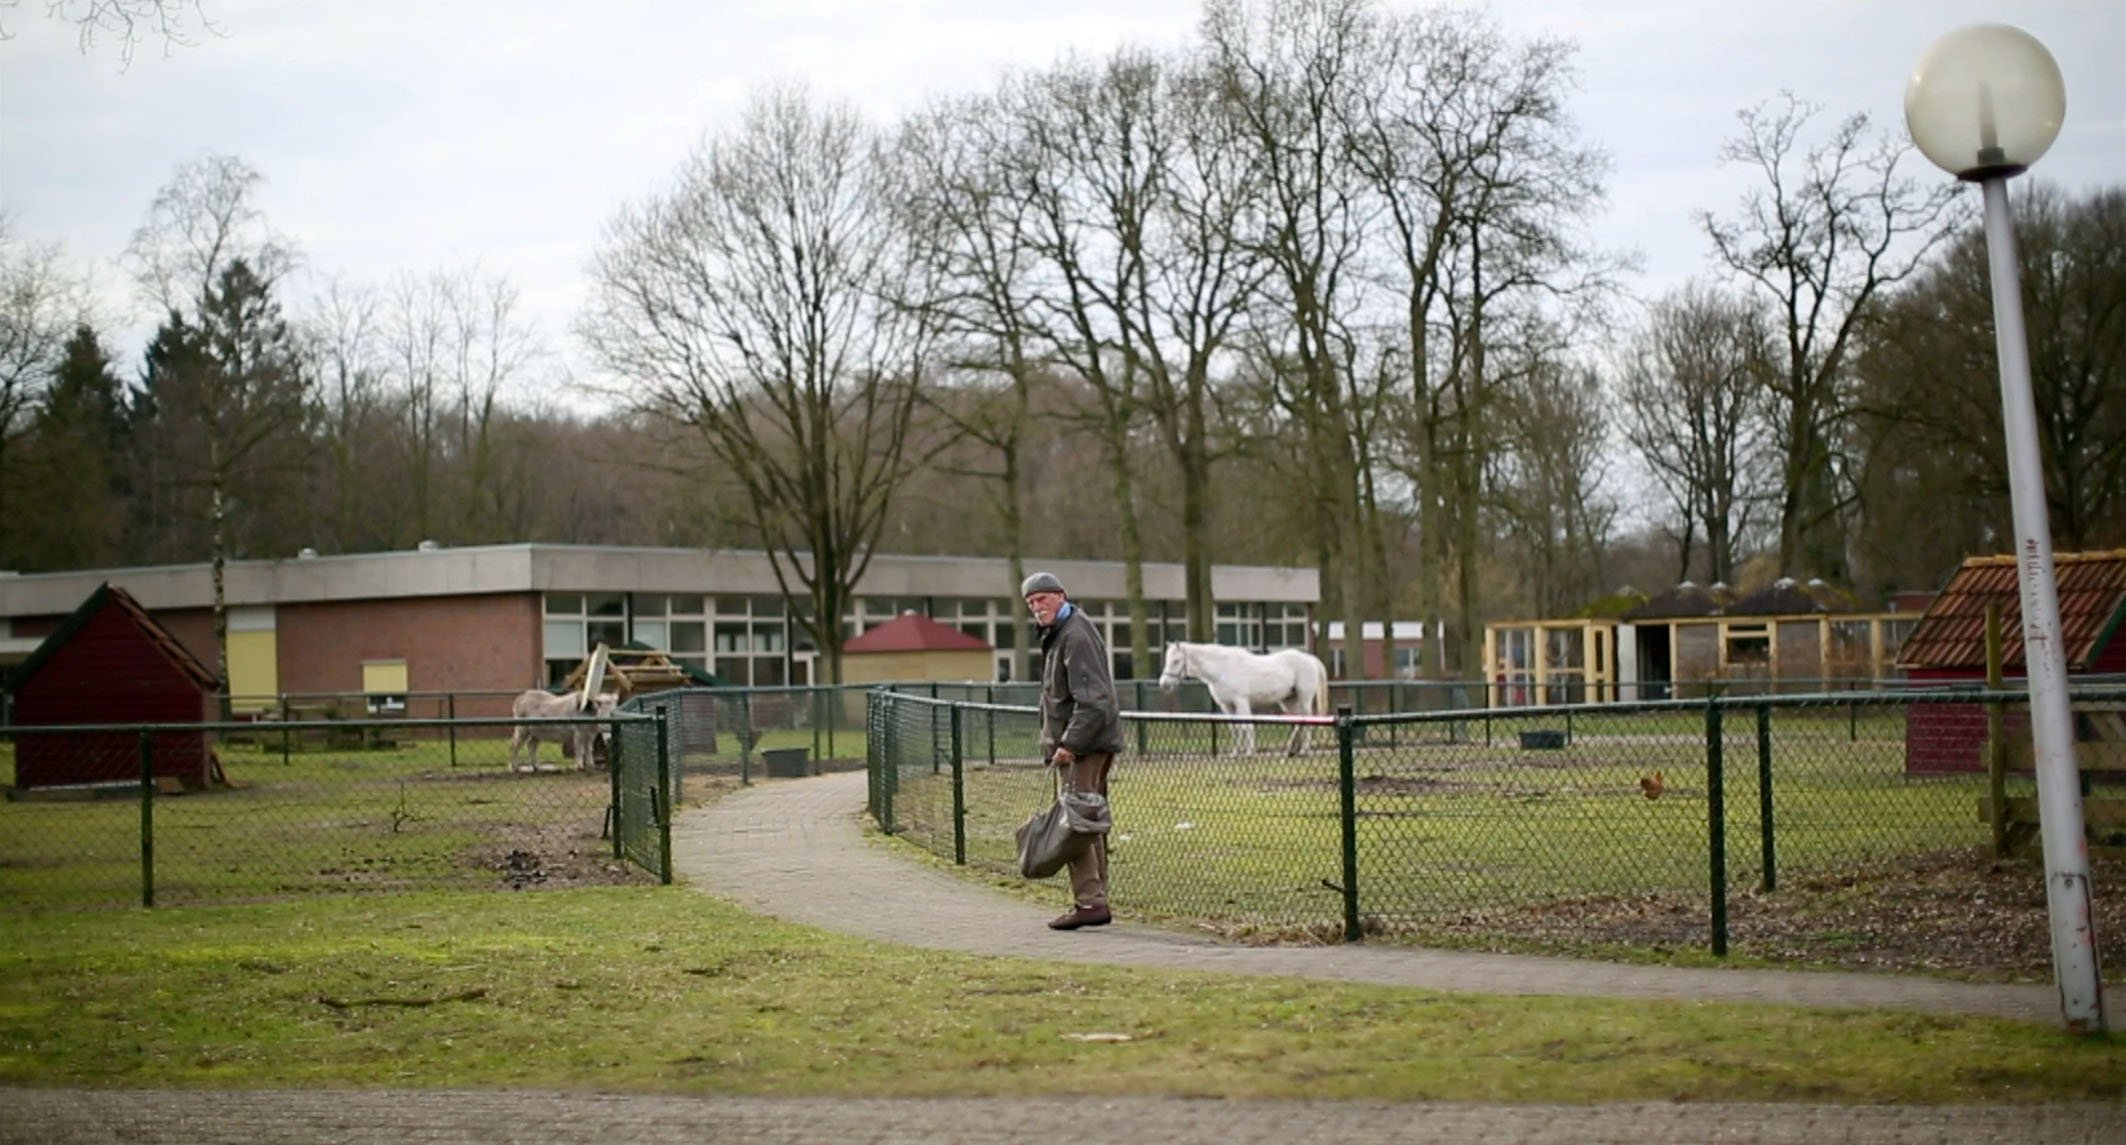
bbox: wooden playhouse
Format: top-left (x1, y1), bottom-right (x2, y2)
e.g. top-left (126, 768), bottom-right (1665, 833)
top-left (6, 583), bottom-right (222, 791)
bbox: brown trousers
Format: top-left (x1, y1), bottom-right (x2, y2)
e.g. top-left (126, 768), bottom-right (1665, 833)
top-left (1064, 751), bottom-right (1114, 910)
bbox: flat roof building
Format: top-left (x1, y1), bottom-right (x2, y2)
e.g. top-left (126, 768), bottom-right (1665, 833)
top-left (0, 544), bottom-right (1319, 711)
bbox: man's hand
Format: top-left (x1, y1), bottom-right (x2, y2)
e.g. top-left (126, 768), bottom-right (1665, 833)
top-left (1052, 746), bottom-right (1076, 767)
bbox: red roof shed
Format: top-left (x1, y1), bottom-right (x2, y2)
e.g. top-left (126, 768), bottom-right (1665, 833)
top-left (7, 583), bottom-right (221, 790)
top-left (1895, 551), bottom-right (2126, 774)
top-left (840, 613), bottom-right (994, 685)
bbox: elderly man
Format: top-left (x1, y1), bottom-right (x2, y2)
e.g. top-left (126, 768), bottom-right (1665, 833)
top-left (1022, 570), bottom-right (1126, 930)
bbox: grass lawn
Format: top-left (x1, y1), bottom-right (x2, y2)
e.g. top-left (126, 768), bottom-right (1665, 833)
top-left (1, 886), bottom-right (2120, 1103)
top-left (0, 727), bottom-right (865, 913)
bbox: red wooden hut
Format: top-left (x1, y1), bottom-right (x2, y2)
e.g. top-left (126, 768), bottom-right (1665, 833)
top-left (7, 583), bottom-right (222, 790)
top-left (1896, 551), bottom-right (2126, 774)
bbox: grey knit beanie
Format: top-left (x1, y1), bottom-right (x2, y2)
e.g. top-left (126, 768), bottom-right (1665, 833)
top-left (1020, 571), bottom-right (1066, 597)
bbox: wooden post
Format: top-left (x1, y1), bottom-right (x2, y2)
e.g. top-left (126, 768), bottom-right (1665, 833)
top-left (1986, 602), bottom-right (2009, 858)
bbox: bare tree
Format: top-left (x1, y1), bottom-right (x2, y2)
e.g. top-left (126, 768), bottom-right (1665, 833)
top-left (1006, 47), bottom-right (1266, 672)
top-left (1854, 182), bottom-right (2126, 586)
top-left (0, 0), bottom-right (216, 64)
top-left (440, 265), bottom-right (541, 542)
top-left (1493, 342), bottom-right (1616, 617)
top-left (0, 216), bottom-right (94, 564)
top-left (582, 84), bottom-right (933, 684)
top-left (303, 277), bottom-right (387, 552)
top-left (1004, 54), bottom-right (1161, 673)
top-left (1350, 4), bottom-right (1608, 672)
top-left (132, 259), bottom-right (312, 706)
top-left (1618, 284), bottom-right (1778, 587)
top-left (126, 153), bottom-right (294, 316)
top-left (1204, 0), bottom-right (1380, 676)
top-left (1698, 94), bottom-right (1962, 584)
top-left (380, 269), bottom-right (449, 544)
top-left (896, 91), bottom-right (1047, 680)
top-left (1118, 53), bottom-right (1265, 649)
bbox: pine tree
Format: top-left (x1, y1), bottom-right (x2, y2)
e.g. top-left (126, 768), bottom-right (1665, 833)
top-left (128, 260), bottom-right (314, 703)
top-left (13, 325), bottom-right (129, 568)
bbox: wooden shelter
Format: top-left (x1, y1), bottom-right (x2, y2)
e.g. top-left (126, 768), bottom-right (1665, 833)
top-left (839, 613), bottom-right (994, 685)
top-left (1484, 578), bottom-right (1918, 706)
top-left (560, 643), bottom-right (705, 700)
top-left (6, 583), bottom-right (221, 790)
top-left (1896, 550), bottom-right (2126, 774)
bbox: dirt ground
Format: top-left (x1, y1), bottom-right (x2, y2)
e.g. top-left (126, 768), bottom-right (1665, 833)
top-left (466, 821), bottom-right (649, 891)
top-left (1424, 849), bottom-right (2126, 983)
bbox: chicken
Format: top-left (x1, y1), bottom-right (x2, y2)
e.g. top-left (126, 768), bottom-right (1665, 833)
top-left (1639, 769), bottom-right (1665, 801)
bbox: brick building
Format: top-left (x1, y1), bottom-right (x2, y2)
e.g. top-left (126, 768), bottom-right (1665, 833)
top-left (0, 544), bottom-right (1318, 715)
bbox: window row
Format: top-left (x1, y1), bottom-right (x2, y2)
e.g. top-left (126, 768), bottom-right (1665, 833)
top-left (541, 593), bottom-right (1314, 686)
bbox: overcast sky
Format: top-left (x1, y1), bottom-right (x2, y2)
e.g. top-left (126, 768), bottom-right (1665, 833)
top-left (3, 0), bottom-right (2121, 394)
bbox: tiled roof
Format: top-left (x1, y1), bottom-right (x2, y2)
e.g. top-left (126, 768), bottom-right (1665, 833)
top-left (844, 613), bottom-right (992, 654)
top-left (1895, 551), bottom-right (2126, 671)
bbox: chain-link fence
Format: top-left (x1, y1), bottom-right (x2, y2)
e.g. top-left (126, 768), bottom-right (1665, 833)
top-left (0, 712), bottom-right (663, 911)
top-left (615, 684), bottom-right (880, 806)
top-left (871, 686), bottom-right (2126, 956)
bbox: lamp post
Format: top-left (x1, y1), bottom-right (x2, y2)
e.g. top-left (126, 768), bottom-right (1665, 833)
top-left (1904, 23), bottom-right (2104, 1034)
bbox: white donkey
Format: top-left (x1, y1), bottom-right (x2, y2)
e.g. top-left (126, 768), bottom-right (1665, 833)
top-left (508, 690), bottom-right (618, 771)
top-left (1158, 641), bottom-right (1331, 755)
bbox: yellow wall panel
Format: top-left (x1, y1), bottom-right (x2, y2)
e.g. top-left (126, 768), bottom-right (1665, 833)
top-left (362, 660), bottom-right (409, 694)
top-left (227, 630), bottom-right (279, 712)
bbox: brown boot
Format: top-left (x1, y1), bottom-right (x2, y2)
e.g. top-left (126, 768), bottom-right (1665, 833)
top-left (1047, 905), bottom-right (1112, 931)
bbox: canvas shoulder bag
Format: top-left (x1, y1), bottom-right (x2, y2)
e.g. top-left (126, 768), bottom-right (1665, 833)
top-left (1014, 766), bottom-right (1111, 880)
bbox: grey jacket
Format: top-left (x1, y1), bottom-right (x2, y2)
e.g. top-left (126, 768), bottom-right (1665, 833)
top-left (1037, 605), bottom-right (1126, 760)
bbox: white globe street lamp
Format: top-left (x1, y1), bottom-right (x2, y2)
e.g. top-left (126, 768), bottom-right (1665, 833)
top-left (1905, 23), bottom-right (2104, 1035)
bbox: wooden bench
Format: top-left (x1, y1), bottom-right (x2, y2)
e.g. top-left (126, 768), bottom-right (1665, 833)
top-left (1979, 701), bottom-right (2126, 858)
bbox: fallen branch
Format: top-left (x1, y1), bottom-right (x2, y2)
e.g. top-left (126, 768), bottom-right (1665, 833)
top-left (317, 987), bottom-right (488, 1011)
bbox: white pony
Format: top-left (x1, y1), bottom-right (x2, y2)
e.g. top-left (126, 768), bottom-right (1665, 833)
top-left (508, 690), bottom-right (619, 772)
top-left (1158, 642), bottom-right (1331, 755)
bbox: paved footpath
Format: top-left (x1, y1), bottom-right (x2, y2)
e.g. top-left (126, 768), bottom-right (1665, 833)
top-left (676, 770), bottom-right (2058, 1022)
top-left (8, 770), bottom-right (2119, 1144)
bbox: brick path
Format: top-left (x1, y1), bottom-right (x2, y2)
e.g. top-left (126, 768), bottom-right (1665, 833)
top-left (7, 769), bottom-right (2117, 1144)
top-left (3, 1088), bottom-right (2119, 1145)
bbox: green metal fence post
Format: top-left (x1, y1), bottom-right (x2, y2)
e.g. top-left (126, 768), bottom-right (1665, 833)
top-left (1337, 706), bottom-right (1361, 942)
top-left (881, 695), bottom-right (898, 835)
top-left (139, 730), bottom-right (155, 908)
top-left (1707, 696), bottom-right (1728, 957)
top-left (951, 704), bottom-right (966, 866)
top-left (865, 692), bottom-right (880, 821)
top-left (739, 692), bottom-right (754, 784)
top-left (280, 694), bottom-right (291, 765)
top-left (657, 708), bottom-right (673, 885)
top-left (1757, 702), bottom-right (1776, 893)
top-left (609, 714), bottom-right (624, 860)
top-left (447, 693), bottom-right (459, 768)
